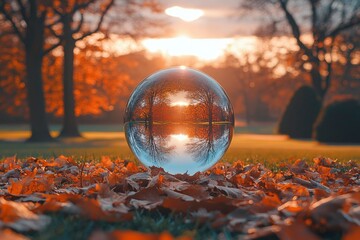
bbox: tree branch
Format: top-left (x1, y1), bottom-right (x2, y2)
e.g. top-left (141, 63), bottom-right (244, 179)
top-left (0, 2), bottom-right (25, 43)
top-left (48, 24), bottom-right (62, 39)
top-left (16, 0), bottom-right (29, 23)
top-left (72, 12), bottom-right (84, 34)
top-left (277, 0), bottom-right (315, 61)
top-left (46, 16), bottom-right (62, 28)
top-left (327, 15), bottom-right (360, 37)
top-left (52, 7), bottom-right (63, 17)
top-left (75, 0), bottom-right (114, 42)
top-left (43, 40), bottom-right (62, 56)
top-left (309, 0), bottom-right (318, 40)
top-left (72, 0), bottom-right (96, 15)
top-left (323, 37), bottom-right (335, 94)
top-left (309, 0), bottom-right (322, 59)
top-left (322, 0), bottom-right (336, 24)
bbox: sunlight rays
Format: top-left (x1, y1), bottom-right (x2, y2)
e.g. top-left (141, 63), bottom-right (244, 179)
top-left (142, 36), bottom-right (233, 61)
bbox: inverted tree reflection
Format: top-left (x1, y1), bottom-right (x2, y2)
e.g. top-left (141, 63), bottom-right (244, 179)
top-left (126, 122), bottom-right (232, 167)
top-left (186, 124), bottom-right (232, 166)
top-left (125, 123), bottom-right (174, 165)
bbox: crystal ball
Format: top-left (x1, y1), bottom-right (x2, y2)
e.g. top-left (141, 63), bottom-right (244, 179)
top-left (124, 67), bottom-right (234, 175)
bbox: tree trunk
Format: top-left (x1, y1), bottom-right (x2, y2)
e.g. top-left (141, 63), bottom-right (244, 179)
top-left (310, 65), bottom-right (327, 103)
top-left (208, 102), bottom-right (213, 125)
top-left (59, 14), bottom-right (81, 137)
top-left (25, 14), bottom-right (52, 142)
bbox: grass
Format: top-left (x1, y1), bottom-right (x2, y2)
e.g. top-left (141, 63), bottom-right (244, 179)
top-left (1, 124), bottom-right (359, 165)
top-left (1, 123), bottom-right (359, 239)
top-left (29, 210), bottom-right (223, 240)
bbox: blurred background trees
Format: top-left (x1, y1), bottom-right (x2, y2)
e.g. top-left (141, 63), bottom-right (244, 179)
top-left (0, 0), bottom-right (359, 143)
top-left (50, 0), bottom-right (115, 138)
top-left (0, 0), bottom-right (164, 141)
top-left (0, 0), bottom-right (62, 141)
top-left (241, 0), bottom-right (360, 139)
top-left (241, 0), bottom-right (359, 100)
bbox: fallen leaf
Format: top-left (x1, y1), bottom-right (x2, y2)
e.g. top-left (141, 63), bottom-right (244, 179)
top-left (342, 226), bottom-right (360, 240)
top-left (162, 196), bottom-right (236, 214)
top-left (126, 162), bottom-right (139, 173)
top-left (309, 193), bottom-right (360, 231)
top-left (161, 187), bottom-right (194, 201)
top-left (211, 185), bottom-right (247, 198)
top-left (290, 159), bottom-right (308, 174)
top-left (0, 198), bottom-right (50, 231)
top-left (0, 229), bottom-right (29, 240)
top-left (0, 156), bottom-right (358, 238)
top-left (277, 221), bottom-right (321, 240)
top-left (88, 230), bottom-right (192, 240)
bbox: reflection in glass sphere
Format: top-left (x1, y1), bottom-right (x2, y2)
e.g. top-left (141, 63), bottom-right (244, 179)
top-left (124, 67), bottom-right (234, 175)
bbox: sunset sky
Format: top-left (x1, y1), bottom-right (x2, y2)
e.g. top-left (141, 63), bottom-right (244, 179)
top-left (159, 0), bottom-right (256, 38)
top-left (125, 1), bottom-right (264, 62)
top-left (109, 1), bottom-right (291, 63)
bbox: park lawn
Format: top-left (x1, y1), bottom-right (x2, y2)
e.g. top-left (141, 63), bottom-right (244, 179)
top-left (0, 124), bottom-right (359, 240)
top-left (0, 125), bottom-right (359, 166)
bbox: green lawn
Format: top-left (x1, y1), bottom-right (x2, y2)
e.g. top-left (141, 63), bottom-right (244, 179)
top-left (1, 124), bottom-right (359, 165)
top-left (1, 124), bottom-right (359, 240)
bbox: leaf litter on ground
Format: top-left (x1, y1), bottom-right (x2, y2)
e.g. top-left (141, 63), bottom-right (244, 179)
top-left (0, 155), bottom-right (359, 239)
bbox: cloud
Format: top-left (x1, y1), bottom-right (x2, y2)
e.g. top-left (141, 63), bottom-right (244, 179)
top-left (159, 0), bottom-right (259, 37)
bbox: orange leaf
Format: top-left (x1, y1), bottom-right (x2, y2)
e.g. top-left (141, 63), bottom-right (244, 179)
top-left (0, 229), bottom-right (29, 240)
top-left (277, 221), bottom-right (321, 240)
top-left (7, 180), bottom-right (23, 195)
top-left (101, 156), bottom-right (114, 170)
top-left (343, 226), bottom-right (360, 240)
top-left (126, 162), bottom-right (139, 173)
top-left (89, 230), bottom-right (192, 240)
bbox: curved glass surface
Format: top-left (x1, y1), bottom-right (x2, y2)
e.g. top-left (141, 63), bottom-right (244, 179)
top-left (124, 67), bottom-right (234, 175)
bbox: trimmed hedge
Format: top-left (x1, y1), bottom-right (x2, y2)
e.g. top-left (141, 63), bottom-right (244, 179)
top-left (278, 86), bottom-right (321, 139)
top-left (314, 99), bottom-right (360, 143)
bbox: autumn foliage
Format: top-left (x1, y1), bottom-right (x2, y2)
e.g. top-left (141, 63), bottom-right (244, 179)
top-left (0, 40), bottom-right (135, 118)
top-left (0, 156), bottom-right (359, 239)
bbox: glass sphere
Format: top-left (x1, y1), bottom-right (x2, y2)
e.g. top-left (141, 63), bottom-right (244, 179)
top-left (124, 67), bottom-right (234, 175)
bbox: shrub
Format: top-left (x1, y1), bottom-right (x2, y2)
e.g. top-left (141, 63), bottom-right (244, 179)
top-left (278, 86), bottom-right (321, 138)
top-left (314, 99), bottom-right (360, 143)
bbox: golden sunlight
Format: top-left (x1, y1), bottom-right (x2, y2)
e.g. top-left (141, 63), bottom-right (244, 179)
top-left (169, 91), bottom-right (190, 107)
top-left (142, 36), bottom-right (233, 61)
top-left (171, 133), bottom-right (189, 141)
top-left (165, 6), bottom-right (204, 22)
top-left (171, 101), bottom-right (190, 107)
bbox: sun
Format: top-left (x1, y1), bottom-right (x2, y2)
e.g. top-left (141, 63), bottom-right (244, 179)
top-left (165, 6), bottom-right (204, 22)
top-left (171, 101), bottom-right (189, 107)
top-left (142, 36), bottom-right (232, 61)
top-left (171, 133), bottom-right (189, 141)
top-left (169, 91), bottom-right (190, 107)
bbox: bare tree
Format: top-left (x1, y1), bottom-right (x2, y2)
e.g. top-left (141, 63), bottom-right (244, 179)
top-left (126, 123), bottom-right (174, 165)
top-left (241, 0), bottom-right (360, 101)
top-left (0, 1), bottom-right (61, 141)
top-left (188, 82), bottom-right (217, 124)
top-left (186, 125), bottom-right (231, 166)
